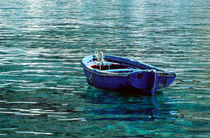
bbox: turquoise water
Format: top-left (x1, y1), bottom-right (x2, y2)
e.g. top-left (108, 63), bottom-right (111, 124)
top-left (0, 0), bottom-right (210, 137)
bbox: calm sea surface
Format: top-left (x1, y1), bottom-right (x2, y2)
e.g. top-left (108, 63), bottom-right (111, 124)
top-left (0, 0), bottom-right (209, 137)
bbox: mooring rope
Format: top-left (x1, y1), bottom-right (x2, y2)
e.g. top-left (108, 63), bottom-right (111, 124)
top-left (95, 51), bottom-right (105, 70)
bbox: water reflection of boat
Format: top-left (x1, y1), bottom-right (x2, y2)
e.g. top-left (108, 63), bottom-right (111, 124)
top-left (82, 88), bottom-right (176, 121)
top-left (81, 52), bottom-right (176, 95)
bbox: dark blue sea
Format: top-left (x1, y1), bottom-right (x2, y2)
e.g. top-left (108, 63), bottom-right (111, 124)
top-left (0, 0), bottom-right (209, 137)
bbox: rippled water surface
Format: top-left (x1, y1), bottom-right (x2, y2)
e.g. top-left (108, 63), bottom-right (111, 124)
top-left (0, 0), bottom-right (210, 137)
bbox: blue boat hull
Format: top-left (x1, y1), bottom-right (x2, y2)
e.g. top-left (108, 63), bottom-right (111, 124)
top-left (81, 55), bottom-right (176, 95)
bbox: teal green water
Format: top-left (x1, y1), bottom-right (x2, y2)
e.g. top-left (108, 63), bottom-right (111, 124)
top-left (0, 0), bottom-right (210, 137)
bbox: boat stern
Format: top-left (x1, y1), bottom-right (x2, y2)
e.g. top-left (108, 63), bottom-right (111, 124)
top-left (129, 70), bottom-right (159, 95)
top-left (129, 70), bottom-right (176, 95)
top-left (157, 71), bottom-right (176, 89)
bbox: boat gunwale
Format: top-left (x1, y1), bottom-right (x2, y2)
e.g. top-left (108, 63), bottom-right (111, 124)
top-left (104, 55), bottom-right (163, 72)
top-left (81, 54), bottom-right (175, 77)
top-left (83, 64), bottom-right (131, 77)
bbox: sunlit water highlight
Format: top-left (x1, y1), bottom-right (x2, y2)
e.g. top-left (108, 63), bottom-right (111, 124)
top-left (0, 0), bottom-right (209, 137)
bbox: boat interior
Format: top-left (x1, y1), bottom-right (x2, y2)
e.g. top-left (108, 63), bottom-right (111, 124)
top-left (88, 61), bottom-right (140, 73)
top-left (90, 64), bottom-right (130, 70)
top-left (86, 52), bottom-right (149, 73)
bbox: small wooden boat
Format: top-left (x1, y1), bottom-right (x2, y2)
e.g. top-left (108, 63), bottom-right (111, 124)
top-left (81, 52), bottom-right (176, 95)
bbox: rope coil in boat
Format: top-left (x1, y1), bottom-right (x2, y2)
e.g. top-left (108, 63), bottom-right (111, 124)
top-left (95, 51), bottom-right (105, 70)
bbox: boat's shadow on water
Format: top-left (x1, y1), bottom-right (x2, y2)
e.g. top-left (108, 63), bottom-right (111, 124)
top-left (82, 87), bottom-right (177, 121)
